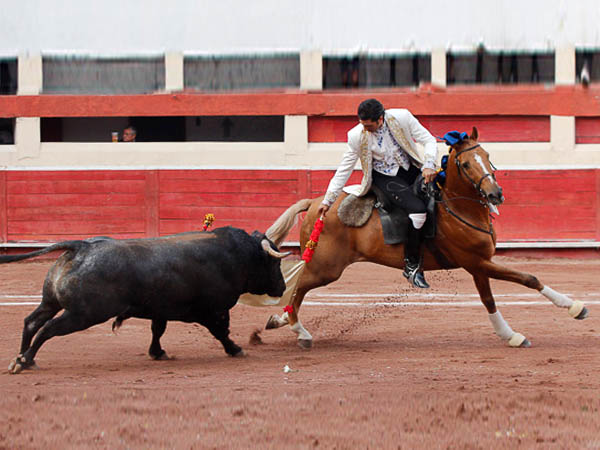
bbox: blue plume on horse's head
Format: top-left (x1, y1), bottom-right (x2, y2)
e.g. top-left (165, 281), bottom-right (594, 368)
top-left (439, 131), bottom-right (469, 147)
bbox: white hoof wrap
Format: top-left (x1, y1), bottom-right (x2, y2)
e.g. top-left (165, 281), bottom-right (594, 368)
top-left (508, 333), bottom-right (527, 347)
top-left (488, 311), bottom-right (514, 340)
top-left (568, 300), bottom-right (585, 318)
top-left (540, 286), bottom-right (573, 308)
top-left (290, 321), bottom-right (313, 341)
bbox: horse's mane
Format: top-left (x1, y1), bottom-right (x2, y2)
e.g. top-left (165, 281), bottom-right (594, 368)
top-left (265, 199), bottom-right (312, 247)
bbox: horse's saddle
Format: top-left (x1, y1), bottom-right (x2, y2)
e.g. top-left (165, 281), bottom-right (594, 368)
top-left (337, 175), bottom-right (438, 245)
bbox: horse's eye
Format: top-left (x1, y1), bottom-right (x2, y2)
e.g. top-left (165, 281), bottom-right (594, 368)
top-left (462, 162), bottom-right (470, 169)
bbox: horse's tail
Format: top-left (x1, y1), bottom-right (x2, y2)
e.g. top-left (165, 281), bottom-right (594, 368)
top-left (266, 198), bottom-right (313, 247)
top-left (0, 241), bottom-right (86, 264)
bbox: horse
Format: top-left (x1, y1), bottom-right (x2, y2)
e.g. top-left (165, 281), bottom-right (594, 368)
top-left (263, 127), bottom-right (589, 348)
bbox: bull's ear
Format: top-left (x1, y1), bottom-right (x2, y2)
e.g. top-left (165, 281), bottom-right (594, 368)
top-left (471, 127), bottom-right (479, 141)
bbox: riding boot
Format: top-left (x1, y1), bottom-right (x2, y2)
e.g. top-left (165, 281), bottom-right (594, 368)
top-left (403, 224), bottom-right (430, 289)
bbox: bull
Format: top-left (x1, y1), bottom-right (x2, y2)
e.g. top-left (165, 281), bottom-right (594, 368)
top-left (2, 227), bottom-right (289, 374)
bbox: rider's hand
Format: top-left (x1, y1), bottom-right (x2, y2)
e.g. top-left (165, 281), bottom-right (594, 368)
top-left (422, 168), bottom-right (437, 184)
top-left (317, 203), bottom-right (330, 218)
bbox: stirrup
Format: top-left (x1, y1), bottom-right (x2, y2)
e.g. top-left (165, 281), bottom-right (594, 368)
top-left (403, 261), bottom-right (430, 289)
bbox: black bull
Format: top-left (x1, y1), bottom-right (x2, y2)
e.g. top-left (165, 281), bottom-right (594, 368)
top-left (2, 227), bottom-right (289, 374)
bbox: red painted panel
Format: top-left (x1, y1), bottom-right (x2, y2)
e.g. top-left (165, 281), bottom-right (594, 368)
top-left (309, 170), bottom-right (362, 195)
top-left (7, 232), bottom-right (146, 241)
top-left (308, 117), bottom-right (356, 142)
top-left (576, 117), bottom-right (600, 144)
top-left (7, 180), bottom-right (146, 195)
top-left (8, 219), bottom-right (145, 236)
top-left (7, 171), bottom-right (147, 181)
top-left (159, 179), bottom-right (297, 194)
top-left (159, 219), bottom-right (278, 236)
top-left (159, 169), bottom-right (299, 181)
top-left (309, 116), bottom-right (550, 142)
top-left (5, 170), bottom-right (148, 242)
top-left (3, 85), bottom-right (600, 118)
top-left (0, 172), bottom-right (6, 242)
top-left (494, 170), bottom-right (597, 241)
top-left (145, 171), bottom-right (159, 238)
top-left (420, 116), bottom-right (550, 142)
top-left (160, 206), bottom-right (294, 223)
top-left (7, 193), bottom-right (145, 208)
top-left (0, 168), bottom-right (598, 245)
top-left (7, 205), bottom-right (146, 221)
top-left (159, 192), bottom-right (300, 209)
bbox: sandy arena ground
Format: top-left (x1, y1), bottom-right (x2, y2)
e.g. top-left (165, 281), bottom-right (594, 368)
top-left (0, 257), bottom-right (599, 449)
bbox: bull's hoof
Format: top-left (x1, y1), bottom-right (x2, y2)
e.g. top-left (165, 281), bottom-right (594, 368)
top-left (8, 355), bottom-right (33, 374)
top-left (297, 339), bottom-right (312, 350)
top-left (575, 307), bottom-right (589, 320)
top-left (265, 314), bottom-right (283, 330)
top-left (231, 349), bottom-right (246, 358)
top-left (8, 358), bottom-right (21, 374)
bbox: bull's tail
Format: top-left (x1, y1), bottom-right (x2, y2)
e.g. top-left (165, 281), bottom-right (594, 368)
top-left (266, 198), bottom-right (313, 247)
top-left (0, 240), bottom-right (87, 264)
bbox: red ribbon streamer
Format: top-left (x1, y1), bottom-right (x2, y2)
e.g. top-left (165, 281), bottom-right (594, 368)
top-left (301, 217), bottom-right (324, 263)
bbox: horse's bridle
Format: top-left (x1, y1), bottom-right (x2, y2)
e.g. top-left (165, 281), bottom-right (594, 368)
top-left (453, 144), bottom-right (497, 198)
top-left (439, 143), bottom-right (497, 239)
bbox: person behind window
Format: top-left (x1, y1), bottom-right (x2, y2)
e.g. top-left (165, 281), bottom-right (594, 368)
top-left (123, 126), bottom-right (137, 142)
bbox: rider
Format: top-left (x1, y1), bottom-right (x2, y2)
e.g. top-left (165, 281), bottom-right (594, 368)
top-left (316, 98), bottom-right (439, 288)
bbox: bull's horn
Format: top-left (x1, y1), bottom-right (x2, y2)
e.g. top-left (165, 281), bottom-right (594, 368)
top-left (261, 239), bottom-right (291, 259)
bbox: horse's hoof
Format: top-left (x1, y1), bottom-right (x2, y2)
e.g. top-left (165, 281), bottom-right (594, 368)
top-left (297, 339), bottom-right (312, 350)
top-left (568, 301), bottom-right (586, 319)
top-left (266, 314), bottom-right (287, 330)
top-left (508, 333), bottom-right (529, 348)
top-left (518, 338), bottom-right (531, 348)
top-left (574, 307), bottom-right (589, 320)
top-left (265, 315), bottom-right (279, 329)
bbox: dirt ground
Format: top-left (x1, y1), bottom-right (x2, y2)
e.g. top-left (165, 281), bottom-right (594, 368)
top-left (0, 256), bottom-right (599, 449)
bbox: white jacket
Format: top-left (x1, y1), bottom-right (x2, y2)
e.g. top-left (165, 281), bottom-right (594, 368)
top-left (323, 109), bottom-right (438, 206)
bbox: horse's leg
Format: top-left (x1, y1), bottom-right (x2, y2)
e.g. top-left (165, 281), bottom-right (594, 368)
top-left (472, 273), bottom-right (530, 348)
top-left (266, 262), bottom-right (347, 349)
top-left (478, 259), bottom-right (588, 320)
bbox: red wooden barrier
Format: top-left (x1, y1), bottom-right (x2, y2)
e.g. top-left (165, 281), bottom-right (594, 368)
top-left (308, 116), bottom-right (550, 143)
top-left (0, 168), bottom-right (598, 244)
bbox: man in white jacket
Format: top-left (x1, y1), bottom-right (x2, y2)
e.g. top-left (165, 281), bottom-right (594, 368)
top-left (317, 98), bottom-right (438, 288)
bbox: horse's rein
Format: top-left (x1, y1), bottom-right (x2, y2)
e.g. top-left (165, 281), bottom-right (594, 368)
top-left (437, 193), bottom-right (495, 237)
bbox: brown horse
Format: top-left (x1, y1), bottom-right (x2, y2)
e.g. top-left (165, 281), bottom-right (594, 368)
top-left (264, 128), bottom-right (588, 348)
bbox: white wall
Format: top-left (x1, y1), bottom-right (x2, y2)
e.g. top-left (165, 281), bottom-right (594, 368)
top-left (2, 0), bottom-right (600, 57)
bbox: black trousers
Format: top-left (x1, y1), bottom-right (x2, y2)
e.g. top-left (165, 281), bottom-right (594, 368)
top-left (371, 166), bottom-right (426, 215)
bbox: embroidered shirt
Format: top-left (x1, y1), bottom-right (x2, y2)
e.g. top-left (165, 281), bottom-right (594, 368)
top-left (371, 122), bottom-right (412, 176)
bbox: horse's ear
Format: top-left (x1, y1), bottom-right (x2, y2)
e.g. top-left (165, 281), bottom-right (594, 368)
top-left (470, 127), bottom-right (479, 141)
